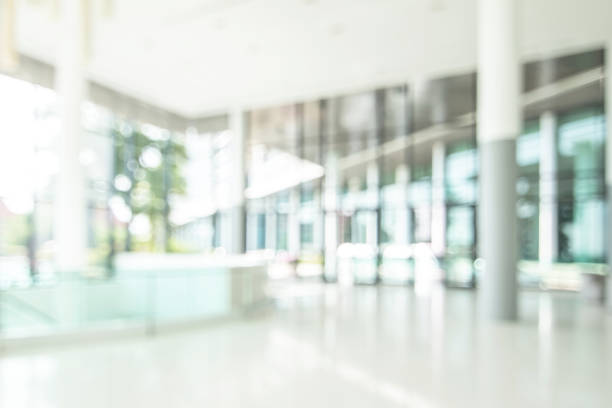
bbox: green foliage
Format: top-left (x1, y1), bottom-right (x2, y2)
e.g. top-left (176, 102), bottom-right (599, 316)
top-left (3, 214), bottom-right (29, 254)
top-left (111, 123), bottom-right (188, 251)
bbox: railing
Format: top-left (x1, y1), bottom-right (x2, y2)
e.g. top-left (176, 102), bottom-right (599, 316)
top-left (0, 255), bottom-right (268, 346)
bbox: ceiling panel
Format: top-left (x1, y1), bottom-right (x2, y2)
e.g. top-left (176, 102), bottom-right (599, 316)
top-left (10, 0), bottom-right (611, 117)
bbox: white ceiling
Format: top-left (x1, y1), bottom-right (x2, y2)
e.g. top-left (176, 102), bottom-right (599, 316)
top-left (13, 0), bottom-right (612, 117)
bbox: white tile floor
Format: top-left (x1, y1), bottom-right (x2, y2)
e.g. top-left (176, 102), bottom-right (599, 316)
top-left (1, 283), bottom-right (611, 407)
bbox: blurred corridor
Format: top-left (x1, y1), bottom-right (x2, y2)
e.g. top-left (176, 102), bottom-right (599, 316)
top-left (1, 0), bottom-right (612, 406)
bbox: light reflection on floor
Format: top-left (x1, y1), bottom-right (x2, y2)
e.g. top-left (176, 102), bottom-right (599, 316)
top-left (0, 283), bottom-right (610, 407)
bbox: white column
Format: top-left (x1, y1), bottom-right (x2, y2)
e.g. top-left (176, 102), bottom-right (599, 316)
top-left (288, 188), bottom-right (300, 257)
top-left (431, 141), bottom-right (446, 257)
top-left (229, 109), bottom-right (246, 254)
top-left (366, 162), bottom-right (379, 247)
top-left (312, 186), bottom-right (323, 250)
top-left (395, 164), bottom-right (411, 245)
top-left (55, 0), bottom-right (87, 273)
top-left (323, 153), bottom-right (339, 281)
top-left (607, 39), bottom-right (612, 311)
top-left (539, 112), bottom-right (558, 264)
top-left (477, 0), bottom-right (520, 320)
top-left (0, 0), bottom-right (18, 71)
top-left (265, 198), bottom-right (277, 252)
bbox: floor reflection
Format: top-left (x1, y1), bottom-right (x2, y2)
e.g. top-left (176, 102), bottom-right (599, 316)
top-left (0, 283), bottom-right (610, 407)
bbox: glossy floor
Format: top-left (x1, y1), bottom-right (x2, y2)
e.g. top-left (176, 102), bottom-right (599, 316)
top-left (0, 283), bottom-right (610, 407)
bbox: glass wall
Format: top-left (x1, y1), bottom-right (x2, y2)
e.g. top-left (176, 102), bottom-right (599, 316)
top-left (557, 106), bottom-right (606, 263)
top-left (241, 49), bottom-right (606, 288)
top-left (0, 73), bottom-right (234, 287)
top-left (0, 75), bottom-right (53, 284)
top-left (445, 137), bottom-right (477, 286)
top-left (0, 48), bottom-right (605, 291)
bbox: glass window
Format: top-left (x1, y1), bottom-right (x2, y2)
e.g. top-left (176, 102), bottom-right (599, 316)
top-left (168, 130), bottom-right (215, 253)
top-left (516, 120), bottom-right (540, 261)
top-left (445, 139), bottom-right (477, 205)
top-left (557, 107), bottom-right (605, 263)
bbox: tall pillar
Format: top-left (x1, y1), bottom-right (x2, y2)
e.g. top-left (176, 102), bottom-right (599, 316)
top-left (0, 0), bottom-right (18, 71)
top-left (477, 0), bottom-right (520, 320)
top-left (322, 98), bottom-right (339, 281)
top-left (607, 40), bottom-right (612, 311)
top-left (288, 187), bottom-right (301, 257)
top-left (323, 153), bottom-right (339, 281)
top-left (312, 187), bottom-right (323, 250)
top-left (265, 197), bottom-right (277, 252)
top-left (431, 141), bottom-right (446, 257)
top-left (368, 162), bottom-right (382, 284)
top-left (396, 164), bottom-right (411, 245)
top-left (539, 112), bottom-right (558, 264)
top-left (366, 162), bottom-right (380, 248)
top-left (287, 104), bottom-right (305, 260)
top-left (55, 0), bottom-right (88, 273)
top-left (229, 109), bottom-right (246, 254)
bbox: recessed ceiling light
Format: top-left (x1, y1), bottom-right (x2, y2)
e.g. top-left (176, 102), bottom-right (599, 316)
top-left (246, 43), bottom-right (259, 56)
top-left (329, 23), bottom-right (344, 37)
top-left (213, 18), bottom-right (227, 30)
top-left (142, 37), bottom-right (155, 51)
top-left (430, 0), bottom-right (445, 11)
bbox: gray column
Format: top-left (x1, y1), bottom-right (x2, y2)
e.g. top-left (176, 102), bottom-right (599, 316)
top-left (477, 0), bottom-right (520, 320)
top-left (55, 0), bottom-right (88, 273)
top-left (539, 112), bottom-right (558, 264)
top-left (229, 109), bottom-right (246, 254)
top-left (607, 39), bottom-right (612, 311)
top-left (431, 141), bottom-right (446, 257)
